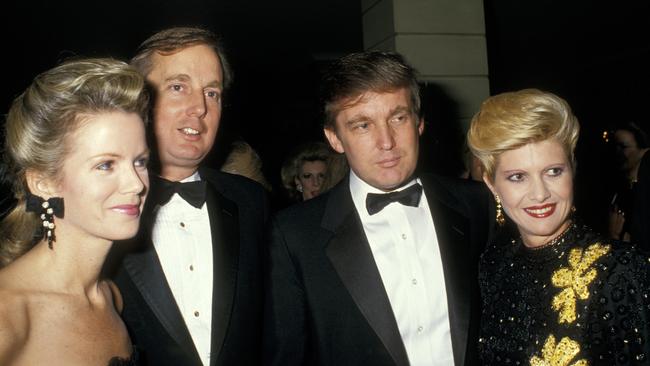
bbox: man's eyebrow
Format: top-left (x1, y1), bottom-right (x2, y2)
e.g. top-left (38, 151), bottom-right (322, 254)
top-left (163, 74), bottom-right (222, 89)
top-left (389, 105), bottom-right (411, 115)
top-left (204, 80), bottom-right (223, 89)
top-left (163, 73), bottom-right (191, 83)
top-left (345, 113), bottom-right (371, 126)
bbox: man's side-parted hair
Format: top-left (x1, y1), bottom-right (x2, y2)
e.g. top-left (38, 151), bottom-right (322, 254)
top-left (0, 58), bottom-right (149, 267)
top-left (467, 88), bottom-right (580, 180)
top-left (320, 51), bottom-right (420, 129)
top-left (130, 27), bottom-right (232, 90)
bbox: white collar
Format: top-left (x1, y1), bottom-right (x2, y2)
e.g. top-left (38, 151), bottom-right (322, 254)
top-left (348, 170), bottom-right (420, 218)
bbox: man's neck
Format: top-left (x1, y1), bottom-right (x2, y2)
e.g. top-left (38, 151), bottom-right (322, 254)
top-left (160, 166), bottom-right (199, 182)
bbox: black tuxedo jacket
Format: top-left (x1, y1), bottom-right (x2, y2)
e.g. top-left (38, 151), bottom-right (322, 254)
top-left (263, 174), bottom-right (492, 366)
top-left (112, 168), bottom-right (268, 366)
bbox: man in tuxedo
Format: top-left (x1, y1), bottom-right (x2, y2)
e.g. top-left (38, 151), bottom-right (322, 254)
top-left (264, 51), bottom-right (492, 365)
top-left (112, 27), bottom-right (267, 365)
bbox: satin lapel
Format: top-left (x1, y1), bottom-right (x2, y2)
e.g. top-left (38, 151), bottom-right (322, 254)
top-left (123, 241), bottom-right (199, 359)
top-left (423, 182), bottom-right (471, 366)
top-left (323, 183), bottom-right (409, 366)
top-left (205, 181), bottom-right (239, 365)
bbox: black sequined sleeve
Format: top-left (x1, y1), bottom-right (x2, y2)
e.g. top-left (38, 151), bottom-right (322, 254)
top-left (585, 245), bottom-right (650, 364)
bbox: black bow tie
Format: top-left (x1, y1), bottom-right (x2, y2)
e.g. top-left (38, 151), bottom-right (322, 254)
top-left (150, 176), bottom-right (207, 208)
top-left (366, 183), bottom-right (423, 215)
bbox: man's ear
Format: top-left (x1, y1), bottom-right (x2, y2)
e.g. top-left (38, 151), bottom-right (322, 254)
top-left (25, 169), bottom-right (59, 198)
top-left (324, 127), bottom-right (345, 154)
top-left (418, 117), bottom-right (425, 136)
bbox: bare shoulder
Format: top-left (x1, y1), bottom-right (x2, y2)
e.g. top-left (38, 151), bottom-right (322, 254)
top-left (0, 286), bottom-right (29, 363)
top-left (104, 280), bottom-right (124, 314)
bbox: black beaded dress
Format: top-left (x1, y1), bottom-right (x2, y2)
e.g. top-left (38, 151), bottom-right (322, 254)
top-left (478, 221), bottom-right (650, 365)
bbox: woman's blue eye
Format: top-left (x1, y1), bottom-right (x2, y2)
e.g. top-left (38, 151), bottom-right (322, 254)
top-left (97, 161), bottom-right (113, 171)
top-left (135, 157), bottom-right (149, 168)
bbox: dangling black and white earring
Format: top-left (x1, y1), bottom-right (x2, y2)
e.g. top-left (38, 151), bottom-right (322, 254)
top-left (25, 194), bottom-right (64, 249)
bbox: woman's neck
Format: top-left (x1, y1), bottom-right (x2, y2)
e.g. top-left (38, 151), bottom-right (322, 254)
top-left (521, 219), bottom-right (572, 249)
top-left (32, 232), bottom-right (112, 297)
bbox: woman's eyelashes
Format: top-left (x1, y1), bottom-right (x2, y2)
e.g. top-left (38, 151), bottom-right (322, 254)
top-left (96, 160), bottom-right (114, 171)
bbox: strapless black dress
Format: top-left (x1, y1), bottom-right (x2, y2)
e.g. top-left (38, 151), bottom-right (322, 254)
top-left (108, 347), bottom-right (138, 366)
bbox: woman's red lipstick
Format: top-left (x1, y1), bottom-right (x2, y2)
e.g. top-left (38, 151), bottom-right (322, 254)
top-left (523, 203), bottom-right (556, 218)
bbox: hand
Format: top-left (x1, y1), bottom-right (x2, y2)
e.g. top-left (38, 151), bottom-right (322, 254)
top-left (608, 205), bottom-right (625, 240)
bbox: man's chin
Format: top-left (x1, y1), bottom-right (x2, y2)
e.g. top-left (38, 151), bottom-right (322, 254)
top-left (371, 179), bottom-right (409, 192)
top-left (164, 151), bottom-right (207, 166)
top-left (158, 155), bottom-right (206, 178)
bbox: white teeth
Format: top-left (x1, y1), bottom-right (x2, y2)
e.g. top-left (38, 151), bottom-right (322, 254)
top-left (526, 206), bottom-right (552, 214)
top-left (180, 127), bottom-right (199, 135)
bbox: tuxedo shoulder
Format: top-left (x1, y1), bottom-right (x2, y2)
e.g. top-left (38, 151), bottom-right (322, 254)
top-left (423, 173), bottom-right (485, 192)
top-left (201, 168), bottom-right (264, 190)
top-left (273, 190), bottom-right (329, 226)
top-left (421, 173), bottom-right (490, 204)
top-left (201, 168), bottom-right (267, 200)
top-left (269, 194), bottom-right (333, 255)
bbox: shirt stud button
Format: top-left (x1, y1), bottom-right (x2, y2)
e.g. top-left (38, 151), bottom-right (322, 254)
top-left (180, 222), bottom-right (185, 228)
top-left (194, 311), bottom-right (199, 317)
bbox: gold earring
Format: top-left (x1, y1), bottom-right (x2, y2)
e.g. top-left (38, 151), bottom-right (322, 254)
top-left (495, 194), bottom-right (505, 226)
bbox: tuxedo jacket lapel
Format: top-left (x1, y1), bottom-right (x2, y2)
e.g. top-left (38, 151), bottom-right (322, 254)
top-left (122, 241), bottom-right (200, 361)
top-left (423, 181), bottom-right (472, 366)
top-left (323, 182), bottom-right (410, 366)
top-left (204, 180), bottom-right (240, 365)
top-left (122, 174), bottom-right (241, 365)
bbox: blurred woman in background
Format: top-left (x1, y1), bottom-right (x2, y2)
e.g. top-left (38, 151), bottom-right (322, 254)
top-left (281, 141), bottom-right (335, 203)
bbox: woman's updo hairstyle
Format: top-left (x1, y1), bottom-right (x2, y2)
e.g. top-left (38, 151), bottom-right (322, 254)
top-left (467, 88), bottom-right (580, 180)
top-left (0, 58), bottom-right (149, 267)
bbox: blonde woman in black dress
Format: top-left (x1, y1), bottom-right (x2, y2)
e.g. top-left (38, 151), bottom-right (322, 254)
top-left (468, 89), bottom-right (650, 365)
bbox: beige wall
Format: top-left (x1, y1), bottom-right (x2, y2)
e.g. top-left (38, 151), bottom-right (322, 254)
top-left (361, 0), bottom-right (490, 130)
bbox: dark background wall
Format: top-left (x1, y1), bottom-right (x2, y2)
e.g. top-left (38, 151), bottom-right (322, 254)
top-left (0, 0), bottom-right (363, 196)
top-left (1, 0), bottom-right (648, 231)
top-left (484, 0), bottom-right (650, 231)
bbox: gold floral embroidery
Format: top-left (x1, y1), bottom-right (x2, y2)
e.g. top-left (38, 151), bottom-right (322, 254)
top-left (530, 334), bottom-right (588, 366)
top-left (551, 243), bottom-right (610, 323)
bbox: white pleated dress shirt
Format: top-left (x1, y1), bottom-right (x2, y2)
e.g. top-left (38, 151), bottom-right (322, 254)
top-left (152, 172), bottom-right (213, 366)
top-left (349, 171), bottom-right (455, 366)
